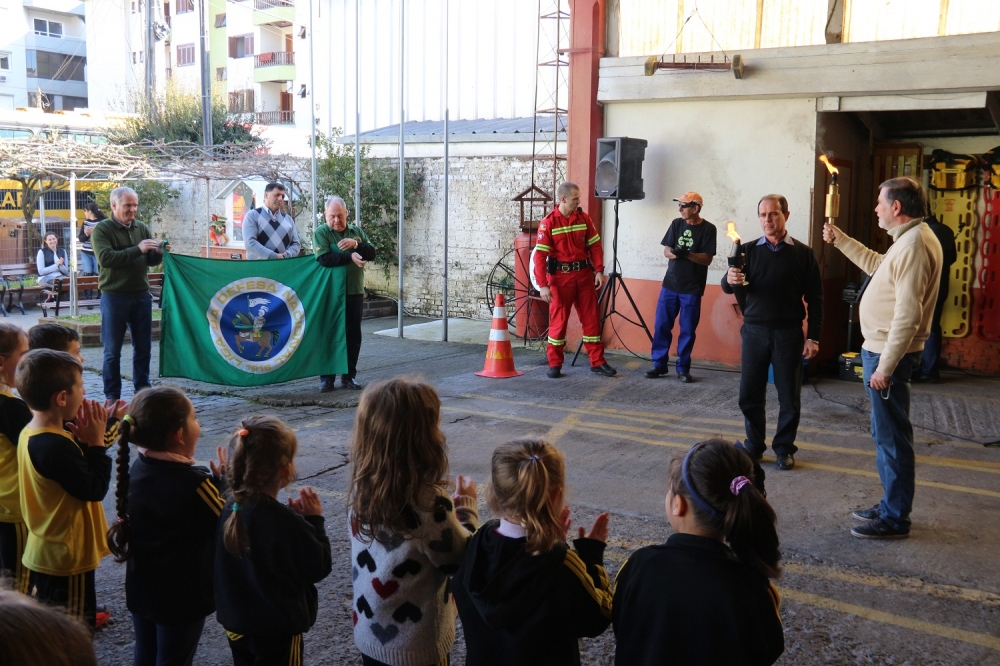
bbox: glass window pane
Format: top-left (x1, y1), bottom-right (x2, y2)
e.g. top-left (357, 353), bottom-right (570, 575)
top-left (49, 22), bottom-right (62, 37)
top-left (34, 18), bottom-right (46, 34)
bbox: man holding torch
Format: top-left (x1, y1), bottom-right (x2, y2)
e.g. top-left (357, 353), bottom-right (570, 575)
top-left (722, 194), bottom-right (823, 471)
top-left (823, 177), bottom-right (942, 540)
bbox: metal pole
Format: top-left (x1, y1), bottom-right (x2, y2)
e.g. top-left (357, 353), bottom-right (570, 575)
top-left (442, 0), bottom-right (449, 342)
top-left (69, 173), bottom-right (78, 316)
top-left (145, 0), bottom-right (155, 108)
top-left (199, 0), bottom-right (213, 146)
top-left (39, 194), bottom-right (46, 237)
top-left (397, 0), bottom-right (405, 337)
top-left (354, 0), bottom-right (361, 225)
top-left (309, 0), bottom-right (318, 237)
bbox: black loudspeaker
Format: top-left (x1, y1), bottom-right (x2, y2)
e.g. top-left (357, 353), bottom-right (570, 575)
top-left (595, 137), bottom-right (647, 200)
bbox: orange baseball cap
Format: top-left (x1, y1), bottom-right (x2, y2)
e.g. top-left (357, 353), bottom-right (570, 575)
top-left (673, 191), bottom-right (704, 206)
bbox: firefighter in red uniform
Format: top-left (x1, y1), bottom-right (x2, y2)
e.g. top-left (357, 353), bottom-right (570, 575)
top-left (534, 182), bottom-right (617, 378)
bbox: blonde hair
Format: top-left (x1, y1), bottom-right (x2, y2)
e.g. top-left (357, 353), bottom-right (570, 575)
top-left (222, 415), bottom-right (298, 556)
top-left (487, 439), bottom-right (566, 554)
top-left (348, 377), bottom-right (449, 542)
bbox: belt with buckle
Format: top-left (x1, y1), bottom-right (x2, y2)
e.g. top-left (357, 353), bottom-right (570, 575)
top-left (556, 260), bottom-right (589, 273)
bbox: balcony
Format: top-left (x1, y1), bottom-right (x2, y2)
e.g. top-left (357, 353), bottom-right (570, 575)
top-left (254, 110), bottom-right (294, 125)
top-left (253, 51), bottom-right (295, 83)
top-left (253, 0), bottom-right (294, 27)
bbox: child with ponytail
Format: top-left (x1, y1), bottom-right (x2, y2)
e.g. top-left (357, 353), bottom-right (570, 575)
top-left (348, 378), bottom-right (479, 666)
top-left (612, 438), bottom-right (784, 666)
top-left (215, 415), bottom-right (332, 666)
top-left (105, 386), bottom-right (225, 666)
top-left (453, 438), bottom-right (613, 666)
top-left (0, 323), bottom-right (30, 592)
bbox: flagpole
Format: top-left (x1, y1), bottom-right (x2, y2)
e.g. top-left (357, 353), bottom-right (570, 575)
top-left (442, 0), bottom-right (449, 342)
top-left (355, 0), bottom-right (361, 226)
top-left (309, 0), bottom-right (318, 238)
top-left (397, 0), bottom-right (405, 338)
top-left (69, 172), bottom-right (78, 316)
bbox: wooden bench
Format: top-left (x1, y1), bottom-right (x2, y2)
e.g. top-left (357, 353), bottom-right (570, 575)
top-left (40, 272), bottom-right (163, 318)
top-left (1, 263), bottom-right (38, 316)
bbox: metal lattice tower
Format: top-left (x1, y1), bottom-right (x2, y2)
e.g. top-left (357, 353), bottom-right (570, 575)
top-left (526, 0), bottom-right (569, 226)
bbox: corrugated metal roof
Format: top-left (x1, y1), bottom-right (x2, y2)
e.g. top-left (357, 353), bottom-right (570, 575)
top-left (344, 116), bottom-right (566, 141)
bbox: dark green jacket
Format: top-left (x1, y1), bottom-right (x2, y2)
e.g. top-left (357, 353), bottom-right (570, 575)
top-left (313, 224), bottom-right (375, 295)
top-left (91, 216), bottom-right (162, 294)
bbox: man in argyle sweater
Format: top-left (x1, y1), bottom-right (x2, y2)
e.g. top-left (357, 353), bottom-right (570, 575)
top-left (243, 182), bottom-right (301, 260)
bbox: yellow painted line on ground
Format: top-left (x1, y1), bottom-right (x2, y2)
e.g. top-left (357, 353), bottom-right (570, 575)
top-left (458, 394), bottom-right (1000, 474)
top-left (782, 562), bottom-right (1000, 608)
top-left (782, 588), bottom-right (1000, 651)
top-left (443, 407), bottom-right (1000, 499)
top-left (547, 381), bottom-right (616, 444)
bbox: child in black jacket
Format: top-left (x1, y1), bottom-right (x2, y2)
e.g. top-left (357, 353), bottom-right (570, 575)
top-left (106, 387), bottom-right (225, 666)
top-left (612, 439), bottom-right (784, 666)
top-left (215, 415), bottom-right (332, 666)
top-left (453, 439), bottom-right (612, 666)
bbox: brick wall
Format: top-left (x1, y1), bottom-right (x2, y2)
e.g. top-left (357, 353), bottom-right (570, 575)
top-left (941, 288), bottom-right (1000, 373)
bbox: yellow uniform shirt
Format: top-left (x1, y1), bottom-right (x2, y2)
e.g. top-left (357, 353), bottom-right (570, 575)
top-left (18, 427), bottom-right (111, 576)
top-left (0, 391), bottom-right (32, 523)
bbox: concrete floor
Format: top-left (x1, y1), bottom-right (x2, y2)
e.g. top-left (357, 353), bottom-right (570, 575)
top-left (27, 313), bottom-right (1000, 663)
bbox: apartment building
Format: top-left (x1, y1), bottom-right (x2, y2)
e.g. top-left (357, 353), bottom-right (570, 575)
top-left (0, 0), bottom-right (89, 111)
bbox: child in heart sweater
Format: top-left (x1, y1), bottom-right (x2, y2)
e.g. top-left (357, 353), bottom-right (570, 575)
top-left (348, 378), bottom-right (479, 666)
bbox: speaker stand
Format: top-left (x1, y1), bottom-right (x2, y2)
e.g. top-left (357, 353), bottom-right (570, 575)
top-left (571, 199), bottom-right (653, 366)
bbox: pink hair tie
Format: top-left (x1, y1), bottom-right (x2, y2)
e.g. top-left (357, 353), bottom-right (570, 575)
top-left (238, 429), bottom-right (249, 437)
top-left (730, 476), bottom-right (751, 496)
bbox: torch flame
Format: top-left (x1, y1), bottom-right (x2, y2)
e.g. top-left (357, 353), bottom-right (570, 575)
top-left (726, 222), bottom-right (741, 243)
top-left (819, 154), bottom-right (839, 175)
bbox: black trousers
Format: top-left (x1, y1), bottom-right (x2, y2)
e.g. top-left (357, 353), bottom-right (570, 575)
top-left (738, 324), bottom-right (804, 457)
top-left (30, 569), bottom-right (97, 628)
top-left (322, 293), bottom-right (364, 383)
top-left (0, 521), bottom-right (30, 593)
top-left (228, 631), bottom-right (303, 666)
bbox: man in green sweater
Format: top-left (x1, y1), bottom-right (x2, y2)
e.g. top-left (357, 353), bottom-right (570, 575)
top-left (91, 186), bottom-right (164, 401)
top-left (823, 177), bottom-right (943, 540)
top-left (314, 196), bottom-right (376, 392)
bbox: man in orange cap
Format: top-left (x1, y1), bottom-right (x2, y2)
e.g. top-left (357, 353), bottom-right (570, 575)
top-left (645, 192), bottom-right (717, 383)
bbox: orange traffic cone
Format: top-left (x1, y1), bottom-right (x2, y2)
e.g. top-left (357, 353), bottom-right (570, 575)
top-left (476, 294), bottom-right (524, 378)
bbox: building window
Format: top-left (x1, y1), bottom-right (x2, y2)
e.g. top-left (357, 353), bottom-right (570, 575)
top-left (228, 34), bottom-right (254, 58)
top-left (61, 96), bottom-right (88, 111)
top-left (33, 19), bottom-right (64, 38)
top-left (176, 0), bottom-right (193, 14)
top-left (214, 13), bottom-right (226, 28)
top-left (215, 67), bottom-right (227, 81)
top-left (0, 53), bottom-right (9, 70)
top-left (177, 43), bottom-right (195, 66)
top-left (131, 51), bottom-right (145, 64)
top-left (131, 1), bottom-right (144, 13)
top-left (26, 50), bottom-right (86, 82)
top-left (228, 89), bottom-right (254, 113)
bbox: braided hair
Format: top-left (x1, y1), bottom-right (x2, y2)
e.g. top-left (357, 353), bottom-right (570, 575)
top-left (106, 387), bottom-right (192, 562)
top-left (222, 415), bottom-right (298, 557)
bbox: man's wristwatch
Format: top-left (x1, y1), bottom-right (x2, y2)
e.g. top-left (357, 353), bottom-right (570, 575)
top-left (808, 339), bottom-right (820, 345)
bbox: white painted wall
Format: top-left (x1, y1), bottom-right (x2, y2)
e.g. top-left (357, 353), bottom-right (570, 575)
top-left (601, 97), bottom-right (818, 285)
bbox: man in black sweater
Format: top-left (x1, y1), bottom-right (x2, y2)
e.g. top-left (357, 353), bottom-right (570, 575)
top-left (722, 194), bottom-right (823, 470)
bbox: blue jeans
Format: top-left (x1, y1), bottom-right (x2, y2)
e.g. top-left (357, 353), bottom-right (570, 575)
top-left (738, 324), bottom-right (804, 457)
top-left (862, 349), bottom-right (920, 532)
top-left (132, 613), bottom-right (205, 666)
top-left (101, 291), bottom-right (152, 400)
top-left (78, 252), bottom-right (98, 275)
top-left (650, 288), bottom-right (702, 374)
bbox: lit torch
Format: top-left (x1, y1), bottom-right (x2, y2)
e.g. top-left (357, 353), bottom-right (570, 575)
top-left (820, 154), bottom-right (840, 224)
top-left (726, 222), bottom-right (748, 286)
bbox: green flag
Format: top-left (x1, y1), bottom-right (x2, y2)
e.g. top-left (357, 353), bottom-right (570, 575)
top-left (160, 253), bottom-right (347, 386)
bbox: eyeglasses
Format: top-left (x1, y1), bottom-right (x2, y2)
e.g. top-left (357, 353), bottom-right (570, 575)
top-left (678, 202), bottom-right (698, 209)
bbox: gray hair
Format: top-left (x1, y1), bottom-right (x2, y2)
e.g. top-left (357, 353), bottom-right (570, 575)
top-left (556, 182), bottom-right (579, 201)
top-left (324, 195), bottom-right (347, 210)
top-left (110, 186), bottom-right (138, 206)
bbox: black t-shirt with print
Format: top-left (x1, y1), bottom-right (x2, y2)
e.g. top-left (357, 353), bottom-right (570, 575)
top-left (661, 218), bottom-right (717, 295)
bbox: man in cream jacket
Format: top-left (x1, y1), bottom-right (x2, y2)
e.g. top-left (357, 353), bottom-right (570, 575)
top-left (823, 177), bottom-right (942, 540)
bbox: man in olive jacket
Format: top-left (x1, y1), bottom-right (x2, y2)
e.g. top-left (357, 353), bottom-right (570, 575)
top-left (91, 186), bottom-right (164, 401)
top-left (313, 196), bottom-right (376, 392)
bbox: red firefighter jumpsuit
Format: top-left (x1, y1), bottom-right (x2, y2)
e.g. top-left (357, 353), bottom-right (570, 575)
top-left (533, 206), bottom-right (607, 369)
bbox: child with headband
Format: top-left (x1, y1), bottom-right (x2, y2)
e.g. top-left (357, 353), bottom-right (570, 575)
top-left (106, 387), bottom-right (226, 666)
top-left (215, 416), bottom-right (332, 666)
top-left (348, 378), bottom-right (479, 666)
top-left (453, 438), bottom-right (613, 665)
top-left (612, 438), bottom-right (784, 665)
